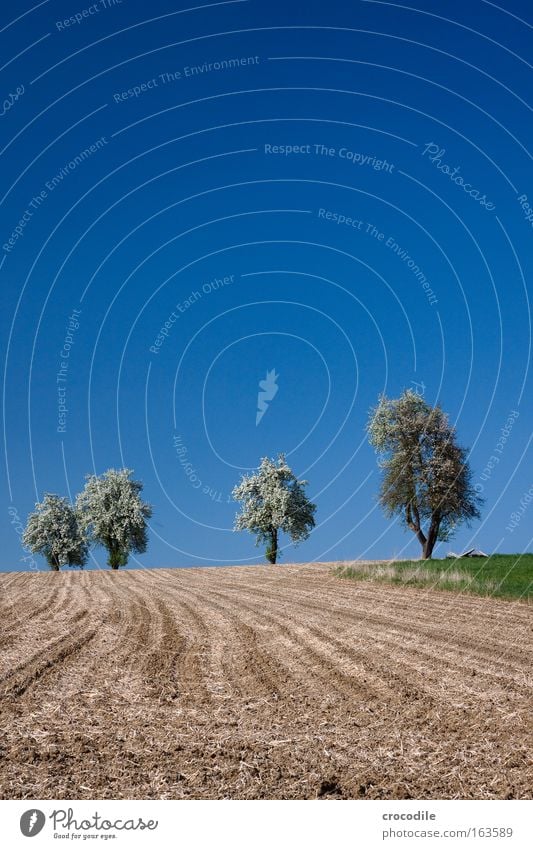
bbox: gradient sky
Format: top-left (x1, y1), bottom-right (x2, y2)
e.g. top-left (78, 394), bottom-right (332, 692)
top-left (1, 0), bottom-right (532, 570)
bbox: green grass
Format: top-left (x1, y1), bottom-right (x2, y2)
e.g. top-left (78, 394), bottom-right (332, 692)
top-left (335, 554), bottom-right (532, 601)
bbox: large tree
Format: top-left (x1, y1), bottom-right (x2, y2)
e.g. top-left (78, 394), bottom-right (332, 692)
top-left (22, 494), bottom-right (88, 571)
top-left (233, 454), bottom-right (316, 564)
top-left (76, 468), bottom-right (152, 569)
top-left (367, 390), bottom-right (481, 559)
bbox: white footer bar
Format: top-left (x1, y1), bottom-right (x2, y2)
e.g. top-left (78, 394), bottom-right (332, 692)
top-left (1, 799), bottom-right (530, 848)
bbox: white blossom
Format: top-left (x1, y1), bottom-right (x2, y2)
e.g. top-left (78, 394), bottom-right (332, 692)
top-left (367, 391), bottom-right (481, 558)
top-left (233, 454), bottom-right (316, 563)
top-left (22, 494), bottom-right (88, 571)
top-left (76, 468), bottom-right (152, 569)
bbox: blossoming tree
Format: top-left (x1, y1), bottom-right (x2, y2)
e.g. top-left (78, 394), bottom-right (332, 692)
top-left (22, 494), bottom-right (88, 571)
top-left (233, 454), bottom-right (316, 564)
top-left (367, 390), bottom-right (481, 559)
top-left (76, 468), bottom-right (152, 569)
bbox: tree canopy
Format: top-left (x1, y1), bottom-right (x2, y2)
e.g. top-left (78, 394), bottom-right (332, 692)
top-left (367, 390), bottom-right (481, 558)
top-left (76, 468), bottom-right (152, 569)
top-left (22, 494), bottom-right (88, 571)
top-left (233, 454), bottom-right (316, 564)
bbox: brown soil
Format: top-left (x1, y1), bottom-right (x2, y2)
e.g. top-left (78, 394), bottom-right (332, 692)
top-left (0, 563), bottom-right (531, 799)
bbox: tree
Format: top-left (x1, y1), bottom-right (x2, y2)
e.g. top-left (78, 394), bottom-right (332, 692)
top-left (233, 454), bottom-right (316, 564)
top-left (22, 494), bottom-right (88, 571)
top-left (76, 468), bottom-right (152, 569)
top-left (367, 390), bottom-right (482, 559)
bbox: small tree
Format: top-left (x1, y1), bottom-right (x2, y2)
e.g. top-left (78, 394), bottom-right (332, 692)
top-left (367, 390), bottom-right (482, 559)
top-left (22, 494), bottom-right (88, 571)
top-left (233, 454), bottom-right (316, 564)
top-left (76, 468), bottom-right (152, 569)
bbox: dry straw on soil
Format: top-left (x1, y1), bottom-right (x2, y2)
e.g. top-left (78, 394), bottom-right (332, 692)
top-left (0, 563), bottom-right (531, 799)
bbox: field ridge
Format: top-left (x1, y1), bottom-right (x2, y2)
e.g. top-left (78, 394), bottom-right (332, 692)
top-left (0, 562), bottom-right (531, 799)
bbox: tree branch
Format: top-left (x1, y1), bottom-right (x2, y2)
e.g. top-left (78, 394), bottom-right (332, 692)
top-left (405, 503), bottom-right (426, 545)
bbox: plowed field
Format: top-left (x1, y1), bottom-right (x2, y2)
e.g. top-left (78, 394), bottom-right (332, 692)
top-left (0, 563), bottom-right (531, 799)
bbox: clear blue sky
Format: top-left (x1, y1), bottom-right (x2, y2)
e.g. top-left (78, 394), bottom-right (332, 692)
top-left (2, 0), bottom-right (532, 570)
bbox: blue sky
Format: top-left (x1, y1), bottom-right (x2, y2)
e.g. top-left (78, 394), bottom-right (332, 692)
top-left (2, 0), bottom-right (532, 570)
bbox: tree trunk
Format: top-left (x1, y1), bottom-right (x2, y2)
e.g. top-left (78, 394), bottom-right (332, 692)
top-left (266, 528), bottom-right (278, 564)
top-left (416, 528), bottom-right (428, 552)
top-left (48, 554), bottom-right (60, 571)
top-left (108, 546), bottom-right (121, 570)
top-left (422, 513), bottom-right (441, 559)
top-left (406, 504), bottom-right (427, 556)
top-left (422, 540), bottom-right (434, 559)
